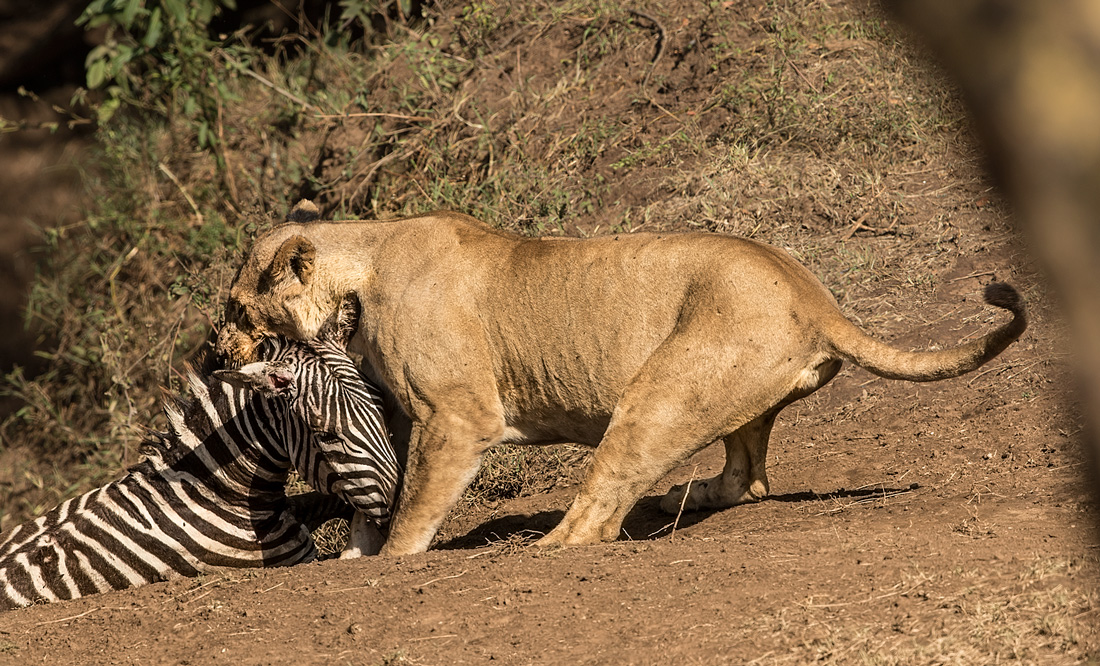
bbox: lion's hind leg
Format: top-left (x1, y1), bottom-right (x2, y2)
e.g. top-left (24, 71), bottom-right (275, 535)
top-left (655, 416), bottom-right (778, 515)
top-left (537, 323), bottom-right (804, 547)
top-left (536, 407), bottom-right (713, 547)
top-left (659, 413), bottom-right (776, 514)
top-left (660, 357), bottom-right (842, 515)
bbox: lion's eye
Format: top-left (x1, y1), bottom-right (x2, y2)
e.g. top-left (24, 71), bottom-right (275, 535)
top-left (226, 299), bottom-right (253, 330)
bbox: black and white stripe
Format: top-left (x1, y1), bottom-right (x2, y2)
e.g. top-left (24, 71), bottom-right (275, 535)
top-left (0, 330), bottom-right (397, 610)
top-left (240, 334), bottom-right (401, 526)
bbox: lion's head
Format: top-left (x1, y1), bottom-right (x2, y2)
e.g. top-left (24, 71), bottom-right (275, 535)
top-left (216, 225), bottom-right (343, 367)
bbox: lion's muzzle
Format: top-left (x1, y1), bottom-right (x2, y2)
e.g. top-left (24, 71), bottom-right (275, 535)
top-left (214, 323), bottom-right (262, 368)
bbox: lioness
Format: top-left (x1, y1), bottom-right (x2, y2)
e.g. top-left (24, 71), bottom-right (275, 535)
top-left (216, 203), bottom-right (1026, 555)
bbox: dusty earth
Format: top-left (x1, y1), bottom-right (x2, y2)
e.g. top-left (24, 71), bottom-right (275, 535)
top-left (0, 90), bottom-right (84, 380)
top-left (0, 0), bottom-right (1098, 664)
top-left (1, 237), bottom-right (1095, 665)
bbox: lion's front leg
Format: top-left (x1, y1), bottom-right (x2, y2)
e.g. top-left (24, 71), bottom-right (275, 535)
top-left (380, 412), bottom-right (504, 556)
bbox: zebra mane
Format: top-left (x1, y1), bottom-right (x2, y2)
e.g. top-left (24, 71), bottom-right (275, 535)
top-left (138, 367), bottom-right (240, 468)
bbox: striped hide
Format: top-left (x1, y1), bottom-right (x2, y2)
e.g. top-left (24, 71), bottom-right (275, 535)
top-left (0, 299), bottom-right (398, 610)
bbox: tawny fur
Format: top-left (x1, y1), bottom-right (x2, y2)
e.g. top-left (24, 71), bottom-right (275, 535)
top-left (216, 207), bottom-right (1026, 554)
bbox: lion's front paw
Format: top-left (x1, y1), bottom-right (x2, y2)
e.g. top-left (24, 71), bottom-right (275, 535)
top-left (533, 532), bottom-right (567, 549)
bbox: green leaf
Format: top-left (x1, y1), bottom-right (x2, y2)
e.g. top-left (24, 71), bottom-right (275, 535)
top-left (81, 14), bottom-right (114, 29)
top-left (161, 0), bottom-right (187, 24)
top-left (84, 44), bottom-right (112, 68)
top-left (110, 45), bottom-right (134, 77)
top-left (142, 7), bottom-right (163, 48)
top-left (196, 3), bottom-right (217, 24)
top-left (119, 0), bottom-right (142, 30)
top-left (76, 0), bottom-right (110, 27)
top-left (96, 97), bottom-right (121, 124)
top-left (87, 60), bottom-right (107, 89)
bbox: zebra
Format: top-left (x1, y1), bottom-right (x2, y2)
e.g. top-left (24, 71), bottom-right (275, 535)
top-left (0, 296), bottom-right (399, 610)
top-left (215, 294), bottom-right (401, 558)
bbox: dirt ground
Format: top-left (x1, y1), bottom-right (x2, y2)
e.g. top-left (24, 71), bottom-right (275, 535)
top-left (1, 238), bottom-right (1095, 663)
top-left (0, 0), bottom-right (1097, 664)
top-left (0, 89), bottom-right (84, 379)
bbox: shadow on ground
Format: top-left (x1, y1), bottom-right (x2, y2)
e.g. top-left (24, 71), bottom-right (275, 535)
top-left (436, 486), bottom-right (912, 550)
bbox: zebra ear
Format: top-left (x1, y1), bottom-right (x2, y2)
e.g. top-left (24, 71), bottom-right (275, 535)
top-left (317, 292), bottom-right (362, 348)
top-left (286, 199), bottom-right (320, 223)
top-left (214, 363), bottom-right (296, 396)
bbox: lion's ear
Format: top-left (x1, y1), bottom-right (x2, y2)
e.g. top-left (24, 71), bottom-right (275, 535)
top-left (286, 199), bottom-right (320, 223)
top-left (272, 235), bottom-right (316, 286)
top-left (317, 292), bottom-right (362, 348)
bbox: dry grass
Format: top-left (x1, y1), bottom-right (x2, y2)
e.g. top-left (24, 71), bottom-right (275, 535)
top-left (736, 556), bottom-right (1099, 665)
top-left (313, 519), bottom-right (352, 559)
top-left (461, 443), bottom-right (590, 507)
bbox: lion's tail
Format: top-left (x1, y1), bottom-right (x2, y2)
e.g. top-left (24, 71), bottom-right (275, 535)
top-left (823, 283), bottom-right (1027, 382)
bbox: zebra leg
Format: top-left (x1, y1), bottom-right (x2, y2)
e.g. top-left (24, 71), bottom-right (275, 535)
top-left (339, 512), bottom-right (385, 558)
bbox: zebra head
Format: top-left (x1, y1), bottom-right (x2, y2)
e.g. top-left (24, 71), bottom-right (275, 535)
top-left (213, 292), bottom-right (399, 527)
top-left (213, 292), bottom-right (386, 454)
top-left (213, 292), bottom-right (362, 402)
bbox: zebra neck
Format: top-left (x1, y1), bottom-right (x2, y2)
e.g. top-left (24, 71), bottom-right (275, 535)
top-left (148, 442), bottom-right (289, 533)
top-left (143, 420), bottom-right (311, 559)
top-left (161, 427), bottom-right (291, 517)
top-left (165, 383), bottom-right (296, 509)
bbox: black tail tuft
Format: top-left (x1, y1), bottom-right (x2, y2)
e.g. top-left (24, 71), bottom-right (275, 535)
top-left (983, 282), bottom-right (1022, 312)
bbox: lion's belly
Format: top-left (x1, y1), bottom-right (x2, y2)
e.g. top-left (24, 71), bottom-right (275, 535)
top-left (499, 413), bottom-right (611, 447)
top-left (492, 344), bottom-right (657, 447)
top-left (480, 230), bottom-right (821, 446)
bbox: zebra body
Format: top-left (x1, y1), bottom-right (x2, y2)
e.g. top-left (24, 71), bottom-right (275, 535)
top-left (0, 300), bottom-right (398, 610)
